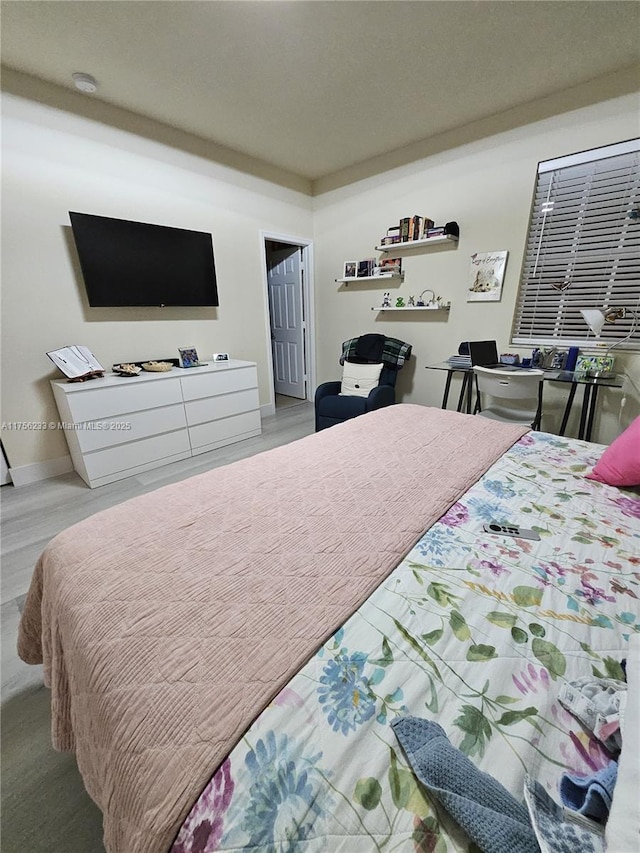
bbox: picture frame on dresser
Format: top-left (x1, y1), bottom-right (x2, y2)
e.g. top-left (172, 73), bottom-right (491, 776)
top-left (178, 346), bottom-right (200, 368)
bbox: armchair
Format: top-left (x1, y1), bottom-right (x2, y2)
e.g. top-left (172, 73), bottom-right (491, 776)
top-left (315, 335), bottom-right (412, 431)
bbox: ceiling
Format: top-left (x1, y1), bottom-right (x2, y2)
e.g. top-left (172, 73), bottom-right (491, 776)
top-left (1, 1), bottom-right (639, 191)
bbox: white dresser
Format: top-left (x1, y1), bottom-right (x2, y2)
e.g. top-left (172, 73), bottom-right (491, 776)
top-left (51, 360), bottom-right (261, 488)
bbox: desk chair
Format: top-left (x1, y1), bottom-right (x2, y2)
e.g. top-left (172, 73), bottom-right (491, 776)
top-left (473, 367), bottom-right (544, 429)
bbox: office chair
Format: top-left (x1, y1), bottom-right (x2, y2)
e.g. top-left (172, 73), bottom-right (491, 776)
top-left (473, 366), bottom-right (544, 429)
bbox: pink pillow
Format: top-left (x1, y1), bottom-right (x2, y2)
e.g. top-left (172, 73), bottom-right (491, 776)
top-left (586, 416), bottom-right (640, 487)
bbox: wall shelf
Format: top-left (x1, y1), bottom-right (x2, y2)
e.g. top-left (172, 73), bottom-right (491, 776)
top-left (375, 235), bottom-right (458, 252)
top-left (372, 305), bottom-right (451, 313)
top-left (336, 273), bottom-right (403, 285)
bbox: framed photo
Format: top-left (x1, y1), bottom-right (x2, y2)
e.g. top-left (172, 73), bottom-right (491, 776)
top-left (343, 261), bottom-right (357, 279)
top-left (378, 257), bottom-right (402, 275)
top-left (357, 258), bottom-right (375, 278)
top-left (467, 251), bottom-right (508, 302)
top-left (178, 346), bottom-right (200, 368)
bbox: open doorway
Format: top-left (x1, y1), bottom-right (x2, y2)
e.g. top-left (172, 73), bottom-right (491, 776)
top-left (262, 234), bottom-right (314, 412)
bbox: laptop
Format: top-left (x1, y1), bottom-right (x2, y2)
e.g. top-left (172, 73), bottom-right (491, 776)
top-left (468, 340), bottom-right (503, 368)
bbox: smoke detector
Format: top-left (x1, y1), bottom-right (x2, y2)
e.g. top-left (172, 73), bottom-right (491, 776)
top-left (72, 72), bottom-right (98, 94)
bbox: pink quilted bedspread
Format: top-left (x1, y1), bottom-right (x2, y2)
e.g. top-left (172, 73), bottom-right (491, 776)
top-left (18, 405), bottom-right (527, 853)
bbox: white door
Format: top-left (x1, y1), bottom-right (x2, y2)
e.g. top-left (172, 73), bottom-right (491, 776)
top-left (267, 245), bottom-right (306, 398)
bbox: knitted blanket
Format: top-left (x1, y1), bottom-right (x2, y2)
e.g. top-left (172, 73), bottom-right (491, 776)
top-left (18, 405), bottom-right (526, 853)
top-left (340, 335), bottom-right (412, 368)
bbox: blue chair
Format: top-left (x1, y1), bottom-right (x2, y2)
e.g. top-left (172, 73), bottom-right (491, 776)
top-left (315, 335), bottom-right (411, 432)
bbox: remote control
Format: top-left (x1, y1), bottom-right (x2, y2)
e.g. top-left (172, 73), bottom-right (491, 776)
top-left (483, 522), bottom-right (540, 541)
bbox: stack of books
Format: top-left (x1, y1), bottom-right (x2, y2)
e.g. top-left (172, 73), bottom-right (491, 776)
top-left (380, 225), bottom-right (401, 246)
top-left (379, 216), bottom-right (435, 245)
top-left (400, 216), bottom-right (435, 241)
top-left (425, 226), bottom-right (446, 238)
top-left (447, 354), bottom-right (472, 368)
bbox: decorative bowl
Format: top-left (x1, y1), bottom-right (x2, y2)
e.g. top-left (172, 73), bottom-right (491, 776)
top-left (114, 363), bottom-right (142, 376)
top-left (141, 361), bottom-right (173, 372)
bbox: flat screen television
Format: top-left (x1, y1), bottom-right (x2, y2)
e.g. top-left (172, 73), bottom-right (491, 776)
top-left (69, 212), bottom-right (219, 307)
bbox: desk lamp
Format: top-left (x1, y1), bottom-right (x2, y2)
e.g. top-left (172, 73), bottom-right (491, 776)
top-left (579, 306), bottom-right (638, 378)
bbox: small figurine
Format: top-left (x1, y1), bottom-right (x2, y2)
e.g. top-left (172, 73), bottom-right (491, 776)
top-left (407, 295), bottom-right (415, 307)
top-left (395, 297), bottom-right (405, 308)
top-left (382, 291), bottom-right (391, 308)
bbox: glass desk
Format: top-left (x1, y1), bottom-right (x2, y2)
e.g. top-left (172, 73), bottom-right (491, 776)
top-left (425, 363), bottom-right (625, 442)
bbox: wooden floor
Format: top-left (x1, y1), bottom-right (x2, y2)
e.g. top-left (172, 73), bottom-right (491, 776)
top-left (0, 400), bottom-right (315, 853)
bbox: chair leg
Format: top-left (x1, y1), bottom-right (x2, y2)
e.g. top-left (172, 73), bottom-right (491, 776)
top-left (473, 375), bottom-right (481, 414)
top-left (532, 383), bottom-right (543, 430)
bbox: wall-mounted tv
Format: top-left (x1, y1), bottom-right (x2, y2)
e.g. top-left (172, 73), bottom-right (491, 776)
top-left (69, 212), bottom-right (219, 307)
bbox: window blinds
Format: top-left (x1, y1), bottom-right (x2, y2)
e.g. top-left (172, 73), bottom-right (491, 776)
top-left (511, 140), bottom-right (640, 349)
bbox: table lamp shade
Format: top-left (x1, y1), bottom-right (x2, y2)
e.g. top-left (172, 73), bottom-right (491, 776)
top-left (580, 308), bottom-right (606, 336)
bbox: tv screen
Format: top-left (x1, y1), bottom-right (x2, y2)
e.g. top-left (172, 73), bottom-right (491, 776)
top-left (69, 212), bottom-right (219, 307)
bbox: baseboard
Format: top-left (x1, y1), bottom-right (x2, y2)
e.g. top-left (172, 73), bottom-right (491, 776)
top-left (9, 455), bottom-right (74, 487)
top-left (261, 401), bottom-right (276, 417)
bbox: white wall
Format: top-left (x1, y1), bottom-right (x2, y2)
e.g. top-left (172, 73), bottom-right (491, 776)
top-left (1, 94), bottom-right (314, 471)
top-left (312, 93), bottom-right (640, 444)
top-left (2, 89), bottom-right (639, 478)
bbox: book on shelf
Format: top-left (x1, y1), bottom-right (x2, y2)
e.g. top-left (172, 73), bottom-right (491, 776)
top-left (46, 345), bottom-right (104, 379)
top-left (421, 218), bottom-right (435, 238)
top-left (357, 258), bottom-right (376, 277)
top-left (410, 215), bottom-right (423, 240)
top-left (399, 217), bottom-right (411, 242)
top-left (426, 227), bottom-right (446, 238)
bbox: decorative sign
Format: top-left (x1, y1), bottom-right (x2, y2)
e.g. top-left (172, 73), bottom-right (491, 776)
top-left (467, 251), bottom-right (508, 302)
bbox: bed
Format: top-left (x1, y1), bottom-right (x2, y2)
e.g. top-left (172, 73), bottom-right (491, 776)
top-left (17, 405), bottom-right (639, 853)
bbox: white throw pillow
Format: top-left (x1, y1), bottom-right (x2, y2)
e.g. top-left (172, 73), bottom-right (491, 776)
top-left (340, 361), bottom-right (384, 398)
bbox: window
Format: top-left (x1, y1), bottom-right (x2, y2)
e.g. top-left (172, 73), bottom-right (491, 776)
top-left (511, 139), bottom-right (640, 350)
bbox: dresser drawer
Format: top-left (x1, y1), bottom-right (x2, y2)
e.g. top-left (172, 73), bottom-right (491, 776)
top-left (184, 388), bottom-right (259, 427)
top-left (188, 410), bottom-right (262, 450)
top-left (67, 378), bottom-right (183, 422)
top-left (75, 403), bottom-right (187, 453)
top-left (180, 365), bottom-right (257, 402)
top-left (83, 429), bottom-right (191, 480)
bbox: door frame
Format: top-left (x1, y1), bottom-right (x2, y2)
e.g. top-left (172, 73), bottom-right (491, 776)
top-left (260, 231), bottom-right (316, 416)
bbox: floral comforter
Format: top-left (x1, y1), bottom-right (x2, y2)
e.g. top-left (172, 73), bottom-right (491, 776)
top-left (171, 432), bottom-right (639, 853)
